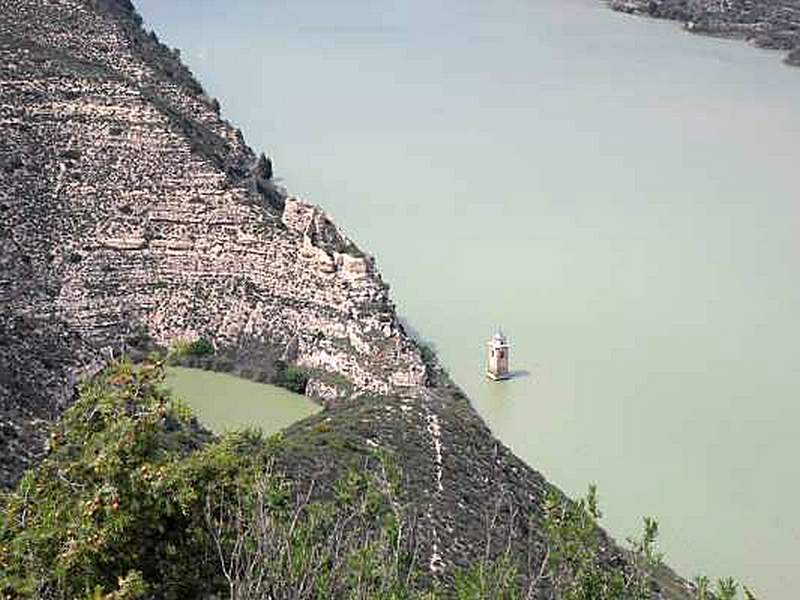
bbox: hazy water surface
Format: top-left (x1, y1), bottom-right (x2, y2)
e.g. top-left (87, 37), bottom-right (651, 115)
top-left (139, 1), bottom-right (800, 596)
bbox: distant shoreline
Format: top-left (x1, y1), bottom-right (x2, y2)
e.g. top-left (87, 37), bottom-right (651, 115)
top-left (607, 0), bottom-right (800, 68)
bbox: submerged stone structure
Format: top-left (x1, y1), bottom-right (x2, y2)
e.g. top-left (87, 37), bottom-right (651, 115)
top-left (486, 329), bottom-right (511, 381)
top-left (0, 1), bottom-right (693, 595)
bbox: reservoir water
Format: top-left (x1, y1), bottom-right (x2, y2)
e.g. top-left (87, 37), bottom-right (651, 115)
top-left (139, 1), bottom-right (800, 596)
top-left (165, 367), bottom-right (320, 434)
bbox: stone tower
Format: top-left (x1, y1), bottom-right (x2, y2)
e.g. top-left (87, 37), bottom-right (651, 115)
top-left (486, 328), bottom-right (510, 381)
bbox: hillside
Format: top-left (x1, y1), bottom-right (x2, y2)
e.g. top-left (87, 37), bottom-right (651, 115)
top-left (0, 0), bottom-right (426, 489)
top-left (0, 0), bottom-right (703, 597)
top-left (1, 360), bottom-right (694, 598)
top-left (608, 0), bottom-right (800, 66)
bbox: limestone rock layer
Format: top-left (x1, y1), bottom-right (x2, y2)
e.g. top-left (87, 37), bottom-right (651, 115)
top-left (0, 0), bottom-right (425, 488)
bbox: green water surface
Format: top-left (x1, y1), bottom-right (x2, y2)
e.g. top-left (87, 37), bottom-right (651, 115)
top-left (165, 367), bottom-right (320, 435)
top-left (138, 2), bottom-right (800, 595)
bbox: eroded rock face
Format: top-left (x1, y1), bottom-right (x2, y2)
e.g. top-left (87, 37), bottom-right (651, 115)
top-left (0, 0), bottom-right (425, 488)
top-left (283, 198), bottom-right (376, 281)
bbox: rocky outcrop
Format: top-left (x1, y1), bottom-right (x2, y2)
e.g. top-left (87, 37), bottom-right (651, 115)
top-left (608, 0), bottom-right (800, 67)
top-left (0, 0), bottom-right (425, 488)
top-left (282, 198), bottom-right (376, 281)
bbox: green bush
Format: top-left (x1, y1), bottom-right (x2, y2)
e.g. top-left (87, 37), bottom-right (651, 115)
top-left (186, 337), bottom-right (214, 356)
top-left (419, 344), bottom-right (436, 366)
top-left (0, 360), bottom-right (254, 599)
top-left (273, 359), bottom-right (310, 394)
top-left (0, 361), bottom-right (419, 598)
top-left (0, 361), bottom-right (756, 600)
top-left (283, 365), bottom-right (309, 393)
top-left (168, 337), bottom-right (215, 363)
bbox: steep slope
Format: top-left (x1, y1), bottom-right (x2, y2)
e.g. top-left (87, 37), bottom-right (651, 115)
top-left (0, 0), bottom-right (426, 488)
top-left (609, 0), bottom-right (800, 66)
top-left (0, 1), bottom-right (697, 596)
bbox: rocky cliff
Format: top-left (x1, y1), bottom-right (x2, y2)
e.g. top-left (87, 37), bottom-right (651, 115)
top-left (0, 0), bottom-right (428, 488)
top-left (0, 1), bottom-right (694, 595)
top-left (609, 0), bottom-right (800, 66)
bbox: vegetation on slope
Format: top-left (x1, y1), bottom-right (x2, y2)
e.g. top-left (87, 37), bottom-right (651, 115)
top-left (0, 361), bottom-right (755, 599)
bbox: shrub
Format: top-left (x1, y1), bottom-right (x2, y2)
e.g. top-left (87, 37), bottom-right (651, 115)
top-left (187, 337), bottom-right (214, 356)
top-left (272, 359), bottom-right (310, 394)
top-left (169, 337), bottom-right (215, 362)
top-left (283, 366), bottom-right (309, 393)
top-left (0, 361), bottom-right (756, 600)
top-left (419, 343), bottom-right (436, 367)
top-left (0, 360), bottom-right (241, 598)
top-left (417, 342), bottom-right (440, 384)
top-left (0, 361), bottom-right (417, 598)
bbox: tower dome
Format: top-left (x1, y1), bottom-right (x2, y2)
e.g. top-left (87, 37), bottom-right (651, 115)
top-left (492, 328), bottom-right (507, 345)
